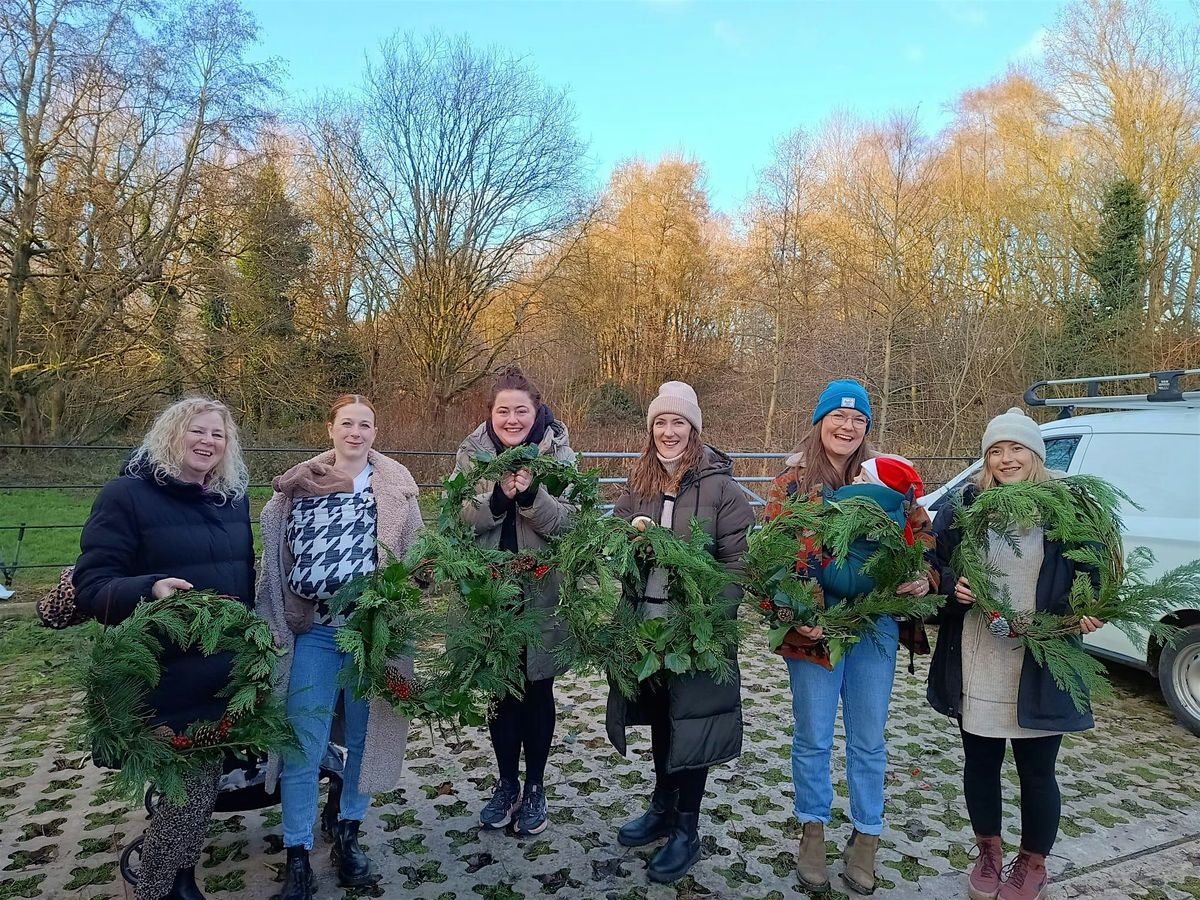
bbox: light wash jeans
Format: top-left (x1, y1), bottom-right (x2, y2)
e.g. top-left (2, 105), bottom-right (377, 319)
top-left (280, 624), bottom-right (370, 849)
top-left (785, 614), bottom-right (899, 835)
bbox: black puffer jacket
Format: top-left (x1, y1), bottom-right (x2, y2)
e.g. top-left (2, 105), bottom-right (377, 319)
top-left (606, 446), bottom-right (756, 772)
top-left (926, 484), bottom-right (1097, 733)
top-left (73, 460), bottom-right (255, 732)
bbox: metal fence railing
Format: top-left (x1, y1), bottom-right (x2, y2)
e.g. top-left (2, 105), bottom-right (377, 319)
top-left (1, 446), bottom-right (976, 585)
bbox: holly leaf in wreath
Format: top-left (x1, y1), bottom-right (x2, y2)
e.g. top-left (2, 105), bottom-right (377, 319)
top-left (664, 652), bottom-right (692, 675)
top-left (539, 471), bottom-right (568, 497)
top-left (636, 653), bottom-right (661, 680)
top-left (827, 638), bottom-right (848, 668)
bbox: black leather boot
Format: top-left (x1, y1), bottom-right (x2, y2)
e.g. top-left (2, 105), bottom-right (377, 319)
top-left (617, 787), bottom-right (678, 847)
top-left (331, 819), bottom-right (374, 887)
top-left (280, 847), bottom-right (314, 900)
top-left (647, 811), bottom-right (701, 884)
top-left (162, 866), bottom-right (206, 900)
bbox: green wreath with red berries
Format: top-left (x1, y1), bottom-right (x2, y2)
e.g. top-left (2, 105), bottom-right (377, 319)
top-left (327, 556), bottom-right (488, 729)
top-left (82, 591), bottom-right (295, 805)
top-left (336, 445), bottom-right (595, 721)
top-left (744, 494), bottom-right (934, 666)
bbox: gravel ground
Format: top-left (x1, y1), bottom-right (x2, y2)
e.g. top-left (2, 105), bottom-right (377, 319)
top-left (1, 635), bottom-right (1198, 900)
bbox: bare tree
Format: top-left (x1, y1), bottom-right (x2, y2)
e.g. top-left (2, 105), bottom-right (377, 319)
top-left (353, 32), bottom-right (587, 410)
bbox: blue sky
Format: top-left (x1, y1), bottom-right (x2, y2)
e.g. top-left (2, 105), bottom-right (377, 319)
top-left (244, 0), bottom-right (1065, 212)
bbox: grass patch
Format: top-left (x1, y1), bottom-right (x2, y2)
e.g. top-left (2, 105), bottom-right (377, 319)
top-left (0, 620), bottom-right (92, 695)
top-left (63, 862), bottom-right (115, 890)
top-left (0, 875), bottom-right (46, 900)
top-left (1, 487), bottom-right (280, 600)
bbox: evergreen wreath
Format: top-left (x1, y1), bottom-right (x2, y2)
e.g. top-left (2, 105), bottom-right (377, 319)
top-left (328, 557), bottom-right (484, 728)
top-left (554, 514), bottom-right (742, 699)
top-left (949, 475), bottom-right (1198, 712)
top-left (82, 591), bottom-right (294, 805)
top-left (745, 494), bottom-right (935, 666)
top-left (411, 443), bottom-right (741, 703)
top-left (407, 444), bottom-right (590, 709)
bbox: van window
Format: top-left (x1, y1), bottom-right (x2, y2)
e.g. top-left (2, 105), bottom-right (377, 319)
top-left (928, 435), bottom-right (1083, 515)
top-left (1044, 436), bottom-right (1081, 473)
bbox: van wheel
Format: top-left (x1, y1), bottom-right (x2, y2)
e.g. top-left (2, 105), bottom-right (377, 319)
top-left (1158, 624), bottom-right (1200, 737)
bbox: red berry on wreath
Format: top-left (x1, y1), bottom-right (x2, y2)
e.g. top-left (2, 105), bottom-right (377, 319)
top-left (171, 736), bottom-right (193, 750)
top-left (759, 600), bottom-right (773, 610)
top-left (533, 565), bottom-right (551, 579)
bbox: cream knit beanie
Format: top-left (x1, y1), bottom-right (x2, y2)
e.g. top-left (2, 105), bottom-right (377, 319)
top-left (981, 407), bottom-right (1045, 459)
top-left (646, 381), bottom-right (703, 433)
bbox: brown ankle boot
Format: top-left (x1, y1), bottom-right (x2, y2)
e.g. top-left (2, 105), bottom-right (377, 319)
top-left (968, 835), bottom-right (1003, 899)
top-left (998, 848), bottom-right (1048, 900)
top-left (795, 821), bottom-right (830, 892)
top-left (841, 829), bottom-right (880, 895)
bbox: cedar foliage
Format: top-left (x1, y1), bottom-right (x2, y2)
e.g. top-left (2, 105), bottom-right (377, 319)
top-left (744, 494), bottom-right (935, 664)
top-left (81, 592), bottom-right (294, 805)
top-left (949, 476), bottom-right (1196, 712)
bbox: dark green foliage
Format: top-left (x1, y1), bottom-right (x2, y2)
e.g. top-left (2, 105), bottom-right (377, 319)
top-left (744, 494), bottom-right (934, 665)
top-left (412, 443), bottom-right (740, 703)
top-left (1049, 177), bottom-right (1149, 378)
top-left (555, 515), bottom-right (741, 697)
top-left (81, 592), bottom-right (295, 806)
top-left (405, 446), bottom-right (589, 711)
top-left (329, 556), bottom-right (482, 728)
top-left (588, 382), bottom-right (643, 426)
top-left (1085, 178), bottom-right (1147, 320)
top-left (950, 476), bottom-right (1195, 712)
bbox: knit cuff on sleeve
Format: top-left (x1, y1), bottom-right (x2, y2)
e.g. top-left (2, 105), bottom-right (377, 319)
top-left (490, 482), bottom-right (515, 516)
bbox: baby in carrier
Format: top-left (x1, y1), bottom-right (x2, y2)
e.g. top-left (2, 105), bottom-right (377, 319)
top-left (814, 454), bottom-right (926, 603)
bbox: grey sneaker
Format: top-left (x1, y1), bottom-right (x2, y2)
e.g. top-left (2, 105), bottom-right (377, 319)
top-left (479, 778), bottom-right (521, 829)
top-left (513, 783), bottom-right (548, 835)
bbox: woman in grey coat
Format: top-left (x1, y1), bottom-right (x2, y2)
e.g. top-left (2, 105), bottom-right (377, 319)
top-left (605, 381), bottom-right (755, 884)
top-left (454, 366), bottom-right (576, 837)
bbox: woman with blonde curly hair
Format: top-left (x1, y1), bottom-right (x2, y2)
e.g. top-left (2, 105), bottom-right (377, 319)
top-left (74, 397), bottom-right (254, 900)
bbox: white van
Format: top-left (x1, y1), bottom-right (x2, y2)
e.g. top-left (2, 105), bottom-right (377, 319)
top-left (921, 371), bottom-right (1200, 735)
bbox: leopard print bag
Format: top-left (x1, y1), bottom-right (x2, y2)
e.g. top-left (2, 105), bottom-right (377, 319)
top-left (36, 565), bottom-right (85, 629)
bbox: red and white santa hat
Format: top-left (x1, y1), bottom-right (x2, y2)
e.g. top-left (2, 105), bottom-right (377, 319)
top-left (859, 454), bottom-right (924, 499)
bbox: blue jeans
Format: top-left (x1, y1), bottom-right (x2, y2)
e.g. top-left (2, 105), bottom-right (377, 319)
top-left (281, 624), bottom-right (371, 849)
top-left (786, 614), bottom-right (899, 835)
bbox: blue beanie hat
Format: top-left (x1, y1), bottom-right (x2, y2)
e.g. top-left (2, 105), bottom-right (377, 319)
top-left (812, 379), bottom-right (873, 430)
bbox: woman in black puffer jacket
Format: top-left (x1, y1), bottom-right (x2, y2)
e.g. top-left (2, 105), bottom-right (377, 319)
top-left (74, 397), bottom-right (254, 900)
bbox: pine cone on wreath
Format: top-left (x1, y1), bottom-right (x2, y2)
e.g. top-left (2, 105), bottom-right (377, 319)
top-left (777, 607), bottom-right (795, 623)
top-left (509, 555), bottom-right (538, 574)
top-left (1008, 611), bottom-right (1034, 636)
top-left (986, 611), bottom-right (1011, 637)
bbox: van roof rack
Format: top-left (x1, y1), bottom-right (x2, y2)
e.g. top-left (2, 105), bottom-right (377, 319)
top-left (1025, 370), bottom-right (1200, 413)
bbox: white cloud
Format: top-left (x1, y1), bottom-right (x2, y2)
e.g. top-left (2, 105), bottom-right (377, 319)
top-left (712, 19), bottom-right (748, 50)
top-left (1014, 27), bottom-right (1048, 60)
top-left (940, 0), bottom-right (988, 27)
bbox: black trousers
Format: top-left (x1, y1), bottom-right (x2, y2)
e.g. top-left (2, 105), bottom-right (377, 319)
top-left (643, 677), bottom-right (708, 813)
top-left (960, 728), bottom-right (1063, 855)
top-left (489, 676), bottom-right (555, 787)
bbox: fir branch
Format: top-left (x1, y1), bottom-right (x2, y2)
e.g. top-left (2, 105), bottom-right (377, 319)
top-left (949, 476), bottom-right (1195, 713)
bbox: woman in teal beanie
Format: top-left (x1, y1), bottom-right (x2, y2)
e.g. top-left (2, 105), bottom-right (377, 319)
top-left (764, 379), bottom-right (935, 895)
